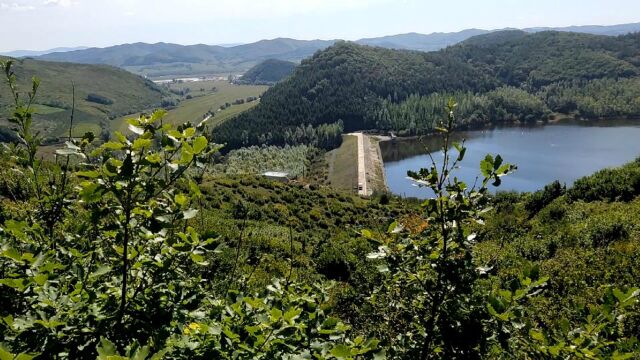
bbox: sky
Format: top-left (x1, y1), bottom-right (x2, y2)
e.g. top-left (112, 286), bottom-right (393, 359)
top-left (0, 0), bottom-right (639, 51)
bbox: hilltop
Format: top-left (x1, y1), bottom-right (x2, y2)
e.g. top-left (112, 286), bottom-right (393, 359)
top-left (235, 59), bottom-right (297, 85)
top-left (0, 57), bottom-right (165, 140)
top-left (213, 30), bottom-right (640, 149)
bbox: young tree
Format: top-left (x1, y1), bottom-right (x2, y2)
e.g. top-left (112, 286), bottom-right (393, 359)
top-left (366, 99), bottom-right (516, 359)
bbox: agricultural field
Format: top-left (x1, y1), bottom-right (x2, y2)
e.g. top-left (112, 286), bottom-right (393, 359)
top-left (111, 80), bottom-right (267, 133)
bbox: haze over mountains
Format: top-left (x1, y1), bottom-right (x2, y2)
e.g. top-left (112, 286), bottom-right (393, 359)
top-left (23, 22), bottom-right (640, 78)
top-left (0, 47), bottom-right (89, 58)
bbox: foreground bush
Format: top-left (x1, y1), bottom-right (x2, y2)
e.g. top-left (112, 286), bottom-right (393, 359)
top-left (568, 159), bottom-right (640, 202)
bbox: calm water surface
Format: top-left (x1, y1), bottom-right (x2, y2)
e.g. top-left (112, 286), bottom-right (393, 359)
top-left (380, 120), bottom-right (640, 198)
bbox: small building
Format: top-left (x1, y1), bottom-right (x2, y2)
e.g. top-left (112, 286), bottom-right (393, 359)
top-left (262, 171), bottom-right (290, 183)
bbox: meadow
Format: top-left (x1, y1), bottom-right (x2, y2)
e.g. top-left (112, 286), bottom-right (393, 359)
top-left (326, 135), bottom-right (359, 192)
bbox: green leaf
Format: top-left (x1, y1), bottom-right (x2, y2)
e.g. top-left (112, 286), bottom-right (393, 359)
top-left (0, 278), bottom-right (28, 291)
top-left (612, 352), bottom-right (635, 360)
top-left (132, 346), bottom-right (151, 360)
top-left (79, 182), bottom-right (102, 203)
top-left (183, 127), bottom-right (196, 138)
top-left (32, 274), bottom-right (48, 286)
top-left (1, 247), bottom-right (21, 262)
top-left (183, 209), bottom-right (198, 220)
top-left (330, 344), bottom-right (353, 359)
top-left (283, 308), bottom-right (302, 323)
top-left (132, 137), bottom-right (152, 150)
top-left (15, 354), bottom-right (36, 360)
top-left (386, 221), bottom-right (397, 234)
top-left (76, 170), bottom-right (100, 179)
top-left (270, 308), bottom-right (283, 321)
top-left (529, 329), bottom-right (545, 342)
top-left (190, 253), bottom-right (205, 263)
top-left (145, 153), bottom-right (162, 164)
top-left (114, 131), bottom-right (128, 143)
top-left (175, 193), bottom-right (188, 207)
top-left (179, 148), bottom-right (194, 164)
top-left (96, 337), bottom-right (118, 358)
top-left (192, 136), bottom-right (208, 154)
top-left (91, 265), bottom-right (112, 277)
top-left (496, 164), bottom-right (512, 175)
top-left (166, 129), bottom-right (182, 140)
top-left (189, 180), bottom-right (202, 197)
top-left (480, 155), bottom-right (494, 177)
top-left (0, 344), bottom-right (14, 360)
top-left (102, 141), bottom-right (125, 151)
top-left (148, 349), bottom-right (170, 360)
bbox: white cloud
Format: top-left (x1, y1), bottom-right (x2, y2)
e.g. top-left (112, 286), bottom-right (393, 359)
top-left (0, 2), bottom-right (35, 10)
top-left (43, 0), bottom-right (76, 7)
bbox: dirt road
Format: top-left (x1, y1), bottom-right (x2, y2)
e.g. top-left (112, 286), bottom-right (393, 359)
top-left (353, 132), bottom-right (369, 196)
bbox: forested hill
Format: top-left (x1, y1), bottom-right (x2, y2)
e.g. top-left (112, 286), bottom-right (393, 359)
top-left (453, 30), bottom-right (639, 87)
top-left (213, 31), bottom-right (640, 149)
top-left (236, 59), bottom-right (297, 85)
top-left (212, 40), bottom-right (495, 149)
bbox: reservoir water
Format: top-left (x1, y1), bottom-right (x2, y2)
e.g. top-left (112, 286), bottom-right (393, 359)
top-left (380, 120), bottom-right (640, 198)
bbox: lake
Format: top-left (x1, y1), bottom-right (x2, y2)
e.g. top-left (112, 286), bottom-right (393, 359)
top-left (380, 120), bottom-right (640, 198)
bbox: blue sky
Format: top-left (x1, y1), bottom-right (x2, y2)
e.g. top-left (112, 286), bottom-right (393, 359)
top-left (0, 0), bottom-right (638, 51)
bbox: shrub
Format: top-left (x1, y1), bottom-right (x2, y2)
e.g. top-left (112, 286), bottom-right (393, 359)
top-left (583, 214), bottom-right (629, 247)
top-left (568, 161), bottom-right (640, 202)
top-left (86, 93), bottom-right (114, 105)
top-left (525, 180), bottom-right (566, 217)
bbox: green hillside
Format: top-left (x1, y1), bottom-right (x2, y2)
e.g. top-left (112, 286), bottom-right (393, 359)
top-left (236, 59), bottom-right (297, 85)
top-left (213, 31), bottom-right (640, 149)
top-left (0, 57), bottom-right (164, 139)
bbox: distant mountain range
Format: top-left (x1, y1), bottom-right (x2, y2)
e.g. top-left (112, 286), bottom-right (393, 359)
top-left (523, 22), bottom-right (640, 36)
top-left (13, 22), bottom-right (640, 78)
top-left (0, 46), bottom-right (89, 58)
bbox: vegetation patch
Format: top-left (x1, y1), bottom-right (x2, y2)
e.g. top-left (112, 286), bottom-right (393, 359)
top-left (327, 135), bottom-right (359, 192)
